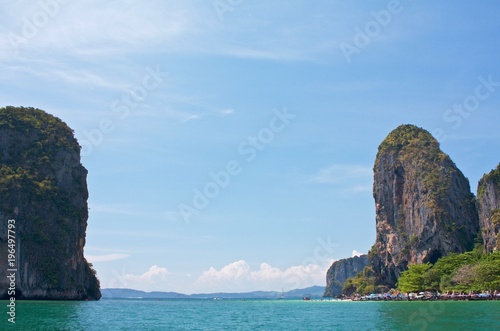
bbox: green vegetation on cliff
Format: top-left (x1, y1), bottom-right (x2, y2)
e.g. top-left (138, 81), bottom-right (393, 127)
top-left (0, 106), bottom-right (79, 153)
top-left (324, 255), bottom-right (369, 297)
top-left (376, 124), bottom-right (463, 220)
top-left (478, 163), bottom-right (500, 200)
top-left (342, 266), bottom-right (379, 295)
top-left (491, 209), bottom-right (500, 226)
top-left (378, 124), bottom-right (441, 155)
top-left (0, 106), bottom-right (100, 300)
top-left (397, 250), bottom-right (500, 293)
top-left (477, 163), bottom-right (500, 253)
top-left (0, 106), bottom-right (83, 247)
top-left (0, 106), bottom-right (81, 202)
top-left (340, 123), bottom-right (491, 295)
top-left (370, 124), bottom-right (479, 288)
top-left (344, 249), bottom-right (500, 295)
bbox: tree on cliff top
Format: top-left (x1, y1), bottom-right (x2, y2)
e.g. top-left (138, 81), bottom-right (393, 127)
top-left (478, 163), bottom-right (500, 200)
top-left (378, 124), bottom-right (441, 154)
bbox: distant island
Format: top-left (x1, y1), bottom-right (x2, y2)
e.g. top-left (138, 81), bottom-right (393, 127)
top-left (325, 124), bottom-right (500, 297)
top-left (101, 286), bottom-right (325, 300)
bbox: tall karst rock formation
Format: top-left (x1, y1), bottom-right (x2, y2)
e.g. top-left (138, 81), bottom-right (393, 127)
top-left (370, 124), bottom-right (479, 287)
top-left (324, 255), bottom-right (368, 297)
top-left (0, 106), bottom-right (100, 300)
top-left (477, 163), bottom-right (500, 253)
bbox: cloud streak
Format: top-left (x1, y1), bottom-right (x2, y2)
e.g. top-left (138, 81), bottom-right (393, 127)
top-left (86, 253), bottom-right (130, 263)
top-left (1, 1), bottom-right (193, 57)
top-left (0, 1), bottom-right (356, 63)
top-left (310, 164), bottom-right (372, 184)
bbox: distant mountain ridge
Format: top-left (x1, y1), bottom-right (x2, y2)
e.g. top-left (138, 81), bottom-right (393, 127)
top-left (101, 286), bottom-right (325, 299)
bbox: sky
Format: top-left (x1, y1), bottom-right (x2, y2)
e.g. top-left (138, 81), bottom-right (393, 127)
top-left (1, 0), bottom-right (500, 294)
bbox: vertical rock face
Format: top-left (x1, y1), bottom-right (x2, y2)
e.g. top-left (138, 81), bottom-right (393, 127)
top-left (324, 255), bottom-right (368, 297)
top-left (371, 125), bottom-right (479, 287)
top-left (0, 106), bottom-right (100, 300)
top-left (477, 163), bottom-right (500, 253)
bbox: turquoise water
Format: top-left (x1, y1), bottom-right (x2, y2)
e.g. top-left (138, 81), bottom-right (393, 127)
top-left (2, 299), bottom-right (499, 330)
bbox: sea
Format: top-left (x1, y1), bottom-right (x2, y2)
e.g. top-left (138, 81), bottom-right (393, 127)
top-left (2, 299), bottom-right (499, 330)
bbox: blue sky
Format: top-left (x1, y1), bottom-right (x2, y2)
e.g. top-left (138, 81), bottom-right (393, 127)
top-left (1, 0), bottom-right (499, 293)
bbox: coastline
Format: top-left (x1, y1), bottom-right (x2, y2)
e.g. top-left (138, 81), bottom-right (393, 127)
top-left (323, 292), bottom-right (500, 302)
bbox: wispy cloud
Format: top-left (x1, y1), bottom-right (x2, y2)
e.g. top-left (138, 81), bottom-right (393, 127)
top-left (351, 250), bottom-right (364, 257)
top-left (0, 1), bottom-right (194, 57)
top-left (86, 253), bottom-right (130, 263)
top-left (308, 164), bottom-right (373, 194)
top-left (0, 60), bottom-right (142, 101)
top-left (89, 204), bottom-right (187, 223)
top-left (50, 69), bottom-right (126, 91)
top-left (89, 203), bottom-right (154, 218)
top-left (210, 46), bottom-right (315, 62)
top-left (310, 164), bottom-right (372, 184)
top-left (0, 1), bottom-right (355, 63)
top-left (218, 108), bottom-right (235, 117)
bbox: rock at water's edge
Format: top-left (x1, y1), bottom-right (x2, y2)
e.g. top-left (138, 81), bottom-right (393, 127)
top-left (0, 106), bottom-right (100, 300)
top-left (477, 163), bottom-right (500, 253)
top-left (324, 255), bottom-right (368, 297)
top-left (370, 124), bottom-right (479, 287)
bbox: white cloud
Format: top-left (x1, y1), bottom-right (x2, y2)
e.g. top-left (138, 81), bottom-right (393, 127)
top-left (125, 265), bottom-right (169, 282)
top-left (101, 265), bottom-right (170, 291)
top-left (196, 260), bottom-right (326, 292)
top-left (86, 253), bottom-right (130, 263)
top-left (219, 108), bottom-right (235, 117)
top-left (201, 260), bottom-right (251, 282)
top-left (351, 250), bottom-right (364, 257)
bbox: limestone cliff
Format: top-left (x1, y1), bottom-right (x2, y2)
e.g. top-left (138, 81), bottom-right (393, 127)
top-left (0, 106), bottom-right (100, 300)
top-left (370, 124), bottom-right (479, 287)
top-left (477, 163), bottom-right (500, 253)
top-left (324, 255), bottom-right (368, 297)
